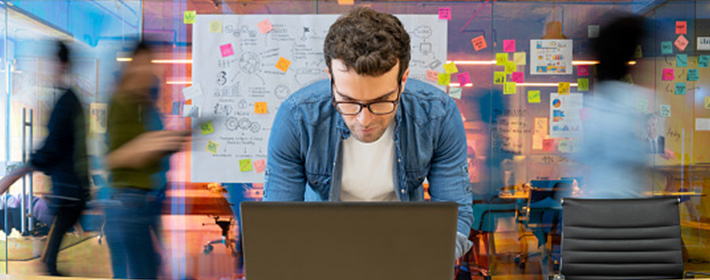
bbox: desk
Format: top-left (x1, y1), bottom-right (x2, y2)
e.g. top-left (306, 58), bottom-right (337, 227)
top-left (498, 192), bottom-right (528, 200)
top-left (652, 192), bottom-right (707, 197)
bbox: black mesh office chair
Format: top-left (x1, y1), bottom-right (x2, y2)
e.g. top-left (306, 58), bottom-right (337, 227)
top-left (559, 197), bottom-right (710, 280)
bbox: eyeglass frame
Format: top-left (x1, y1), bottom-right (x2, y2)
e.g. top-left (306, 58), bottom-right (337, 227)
top-left (329, 77), bottom-right (403, 116)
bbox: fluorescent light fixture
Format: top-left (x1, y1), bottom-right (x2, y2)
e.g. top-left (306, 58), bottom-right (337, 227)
top-left (166, 80), bottom-right (192, 85)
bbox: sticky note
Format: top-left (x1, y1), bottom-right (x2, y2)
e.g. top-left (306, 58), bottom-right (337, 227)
top-left (503, 40), bottom-right (515, 52)
top-left (511, 72), bottom-right (524, 83)
top-left (200, 121), bottom-right (215, 135)
top-left (661, 41), bottom-right (673, 55)
top-left (662, 68), bottom-right (675, 81)
top-left (182, 84), bottom-right (204, 100)
top-left (579, 108), bottom-right (591, 121)
top-left (337, 0), bottom-right (354, 5)
top-left (513, 52), bottom-right (526, 65)
top-left (438, 7), bottom-right (451, 20)
top-left (456, 72), bottom-right (471, 86)
top-left (210, 21), bottom-right (223, 33)
top-left (438, 73), bottom-right (450, 86)
top-left (426, 70), bottom-right (439, 82)
top-left (636, 99), bottom-right (648, 112)
top-left (503, 82), bottom-right (517, 95)
top-left (676, 54), bottom-right (688, 67)
top-left (528, 90), bottom-right (540, 103)
top-left (558, 82), bottom-right (570, 95)
top-left (688, 69), bottom-right (699, 81)
top-left (183, 104), bottom-right (199, 118)
top-left (253, 159), bottom-right (266, 173)
top-left (675, 35), bottom-right (689, 51)
top-left (183, 11), bottom-right (196, 24)
top-left (543, 139), bottom-right (555, 152)
top-left (258, 19), bottom-right (274, 34)
top-left (504, 62), bottom-right (516, 74)
top-left (449, 87), bottom-right (462, 99)
top-left (588, 25), bottom-right (600, 38)
top-left (577, 65), bottom-right (589, 76)
top-left (558, 139), bottom-right (571, 153)
top-left (660, 105), bottom-right (671, 118)
top-left (220, 43), bottom-right (234, 58)
top-left (533, 135), bottom-right (543, 150)
top-left (634, 45), bottom-right (643, 59)
top-left (699, 55), bottom-right (710, 68)
top-left (493, 72), bottom-right (506, 85)
top-left (675, 82), bottom-right (686, 95)
top-left (239, 159), bottom-right (253, 172)
top-left (496, 53), bottom-right (508, 65)
top-left (206, 140), bottom-right (219, 155)
top-left (255, 102), bottom-right (268, 114)
top-left (705, 97), bottom-right (710, 109)
top-left (676, 21), bottom-right (687, 35)
top-left (577, 78), bottom-right (589, 91)
top-left (443, 62), bottom-right (458, 74)
top-left (471, 36), bottom-right (487, 51)
top-left (275, 57), bottom-right (291, 72)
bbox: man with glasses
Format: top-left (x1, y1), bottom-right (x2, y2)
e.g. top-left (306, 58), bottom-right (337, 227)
top-left (264, 7), bottom-right (473, 258)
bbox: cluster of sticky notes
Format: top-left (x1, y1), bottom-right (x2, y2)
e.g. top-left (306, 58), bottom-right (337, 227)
top-left (210, 21), bottom-right (223, 33)
top-left (558, 82), bottom-right (570, 95)
top-left (184, 11), bottom-right (196, 24)
top-left (577, 65), bottom-right (589, 76)
top-left (688, 69), bottom-right (699, 81)
top-left (660, 105), bottom-right (671, 118)
top-left (676, 54), bottom-right (688, 67)
top-left (675, 35), bottom-right (689, 51)
top-left (449, 87), bottom-right (462, 99)
top-left (426, 70), bottom-right (438, 82)
top-left (438, 7), bottom-right (451, 20)
top-left (662, 68), bottom-right (675, 81)
top-left (200, 121), bottom-right (215, 135)
top-left (443, 62), bottom-right (458, 74)
top-left (675, 82), bottom-right (686, 95)
top-left (258, 19), bottom-right (274, 34)
top-left (456, 72), bottom-right (471, 86)
top-left (253, 159), bottom-right (266, 173)
top-left (206, 140), bottom-right (219, 155)
top-left (275, 57), bottom-right (291, 73)
top-left (504, 82), bottom-right (516, 95)
top-left (255, 102), bottom-right (268, 114)
top-left (661, 41), bottom-right (674, 55)
top-left (511, 72), bottom-right (524, 83)
top-left (471, 35), bottom-right (487, 51)
top-left (239, 159), bottom-right (253, 172)
top-left (528, 90), bottom-right (541, 103)
top-left (503, 40), bottom-right (515, 52)
top-left (513, 52), bottom-right (526, 65)
top-left (494, 72), bottom-right (506, 84)
top-left (220, 43), bottom-right (234, 58)
top-left (577, 78), bottom-right (589, 91)
top-left (438, 73), bottom-right (450, 86)
top-left (699, 55), bottom-right (710, 68)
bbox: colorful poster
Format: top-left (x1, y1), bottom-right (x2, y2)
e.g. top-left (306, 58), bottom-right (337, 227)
top-left (530, 39), bottom-right (573, 75)
top-left (550, 93), bottom-right (583, 138)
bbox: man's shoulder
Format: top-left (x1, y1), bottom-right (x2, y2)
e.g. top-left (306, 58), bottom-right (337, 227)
top-left (284, 79), bottom-right (331, 107)
top-left (401, 79), bottom-right (456, 124)
top-left (277, 79), bottom-right (334, 125)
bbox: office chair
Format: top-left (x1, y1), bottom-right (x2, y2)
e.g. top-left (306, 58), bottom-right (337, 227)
top-left (203, 215), bottom-right (238, 255)
top-left (559, 197), bottom-right (710, 279)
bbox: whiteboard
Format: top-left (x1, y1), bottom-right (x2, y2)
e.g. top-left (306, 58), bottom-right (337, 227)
top-left (191, 14), bottom-right (447, 183)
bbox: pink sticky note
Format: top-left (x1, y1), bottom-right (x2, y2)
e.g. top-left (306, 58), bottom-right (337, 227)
top-left (511, 72), bottom-right (524, 83)
top-left (577, 65), bottom-right (589, 76)
top-left (579, 108), bottom-right (591, 121)
top-left (253, 159), bottom-right (266, 173)
top-left (503, 40), bottom-right (515, 52)
top-left (438, 7), bottom-right (451, 20)
top-left (258, 19), bottom-right (273, 34)
top-left (675, 35), bottom-right (688, 51)
top-left (542, 139), bottom-right (555, 152)
top-left (662, 68), bottom-right (675, 81)
top-left (426, 70), bottom-right (439, 82)
top-left (676, 21), bottom-right (687, 35)
top-left (456, 72), bottom-right (471, 86)
top-left (219, 43), bottom-right (234, 57)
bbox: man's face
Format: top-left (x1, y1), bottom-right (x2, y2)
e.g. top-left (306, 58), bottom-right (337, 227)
top-left (646, 117), bottom-right (657, 139)
top-left (329, 59), bottom-right (408, 143)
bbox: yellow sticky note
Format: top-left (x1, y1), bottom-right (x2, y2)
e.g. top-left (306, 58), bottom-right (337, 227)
top-left (577, 78), bottom-right (589, 91)
top-left (558, 82), bottom-right (570, 95)
top-left (239, 159), bottom-right (253, 172)
top-left (275, 57), bottom-right (291, 73)
top-left (255, 102), bottom-right (268, 114)
top-left (528, 90), bottom-right (541, 103)
top-left (338, 0), bottom-right (354, 5)
top-left (514, 52), bottom-right (526, 65)
top-left (504, 62), bottom-right (516, 73)
top-left (184, 11), bottom-right (196, 24)
top-left (438, 73), bottom-right (450, 86)
top-left (210, 20), bottom-right (222, 33)
top-left (496, 53), bottom-right (508, 66)
top-left (200, 121), bottom-right (214, 135)
top-left (493, 72), bottom-right (506, 85)
top-left (206, 140), bottom-right (219, 155)
top-left (504, 82), bottom-right (517, 95)
top-left (443, 62), bottom-right (458, 74)
top-left (705, 97), bottom-right (710, 109)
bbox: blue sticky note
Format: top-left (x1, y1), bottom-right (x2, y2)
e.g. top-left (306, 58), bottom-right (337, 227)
top-left (675, 83), bottom-right (686, 95)
top-left (700, 55), bottom-right (710, 68)
top-left (676, 54), bottom-right (687, 67)
top-left (661, 41), bottom-right (673, 55)
top-left (688, 69), bottom-right (699, 81)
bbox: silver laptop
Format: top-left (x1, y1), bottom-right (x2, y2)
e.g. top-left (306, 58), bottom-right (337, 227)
top-left (240, 202), bottom-right (458, 280)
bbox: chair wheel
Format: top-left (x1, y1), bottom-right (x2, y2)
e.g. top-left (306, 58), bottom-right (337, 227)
top-left (204, 244), bottom-right (214, 254)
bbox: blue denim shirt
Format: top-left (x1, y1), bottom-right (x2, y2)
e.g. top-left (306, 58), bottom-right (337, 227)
top-left (263, 79), bottom-right (473, 235)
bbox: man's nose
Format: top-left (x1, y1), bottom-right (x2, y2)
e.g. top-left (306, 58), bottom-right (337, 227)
top-left (356, 107), bottom-right (374, 126)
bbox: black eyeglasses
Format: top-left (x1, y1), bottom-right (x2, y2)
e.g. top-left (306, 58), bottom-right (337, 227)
top-left (330, 79), bottom-right (401, 116)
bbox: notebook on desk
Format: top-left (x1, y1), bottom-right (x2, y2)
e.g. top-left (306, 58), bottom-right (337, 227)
top-left (240, 202), bottom-right (458, 280)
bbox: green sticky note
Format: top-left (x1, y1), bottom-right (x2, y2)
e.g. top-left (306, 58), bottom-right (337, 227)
top-left (206, 140), bottom-right (219, 155)
top-left (443, 62), bottom-right (458, 74)
top-left (636, 99), bottom-right (648, 112)
top-left (504, 62), bottom-right (516, 73)
top-left (699, 55), bottom-right (710, 68)
top-left (239, 159), bottom-right (253, 172)
top-left (437, 73), bottom-right (450, 86)
top-left (449, 87), bottom-right (462, 99)
top-left (200, 121), bottom-right (214, 135)
top-left (661, 41), bottom-right (673, 55)
top-left (688, 69), bottom-right (699, 81)
top-left (184, 11), bottom-right (196, 24)
top-left (675, 82), bottom-right (686, 95)
top-left (503, 82), bottom-right (517, 95)
top-left (577, 78), bottom-right (589, 91)
top-left (528, 90), bottom-right (541, 103)
top-left (676, 54), bottom-right (688, 67)
top-left (493, 72), bottom-right (506, 85)
top-left (496, 53), bottom-right (508, 66)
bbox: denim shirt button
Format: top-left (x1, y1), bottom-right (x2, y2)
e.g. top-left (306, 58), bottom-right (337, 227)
top-left (397, 158), bottom-right (401, 163)
top-left (400, 189), bottom-right (406, 194)
top-left (417, 176), bottom-right (422, 181)
top-left (313, 180), bottom-right (318, 185)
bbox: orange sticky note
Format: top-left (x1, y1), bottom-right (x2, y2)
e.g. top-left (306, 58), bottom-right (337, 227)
top-left (426, 70), bottom-right (439, 82)
top-left (558, 82), bottom-right (570, 95)
top-left (258, 19), bottom-right (273, 34)
top-left (675, 35), bottom-right (688, 51)
top-left (337, 0), bottom-right (354, 5)
top-left (253, 159), bottom-right (266, 173)
top-left (471, 35), bottom-right (487, 51)
top-left (676, 21), bottom-right (687, 35)
top-left (255, 102), bottom-right (268, 114)
top-left (275, 57), bottom-right (291, 73)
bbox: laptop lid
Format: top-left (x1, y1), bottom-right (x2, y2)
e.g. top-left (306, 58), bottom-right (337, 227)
top-left (240, 202), bottom-right (458, 280)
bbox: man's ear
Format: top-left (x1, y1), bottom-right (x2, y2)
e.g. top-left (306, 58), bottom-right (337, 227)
top-left (326, 67), bottom-right (331, 80)
top-left (400, 68), bottom-right (410, 91)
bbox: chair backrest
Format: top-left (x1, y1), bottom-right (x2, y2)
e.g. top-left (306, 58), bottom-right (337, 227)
top-left (560, 197), bottom-right (683, 280)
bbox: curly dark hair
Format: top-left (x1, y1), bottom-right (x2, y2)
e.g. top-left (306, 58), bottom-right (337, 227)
top-left (324, 7), bottom-right (411, 82)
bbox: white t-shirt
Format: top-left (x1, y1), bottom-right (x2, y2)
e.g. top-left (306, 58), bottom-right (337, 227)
top-left (340, 124), bottom-right (397, 202)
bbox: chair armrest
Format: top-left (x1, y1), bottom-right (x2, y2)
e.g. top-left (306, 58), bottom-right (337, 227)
top-left (685, 271), bottom-right (710, 278)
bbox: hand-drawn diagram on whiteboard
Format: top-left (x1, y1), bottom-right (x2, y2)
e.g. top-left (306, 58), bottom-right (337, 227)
top-left (530, 39), bottom-right (573, 75)
top-left (191, 14), bottom-right (447, 183)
